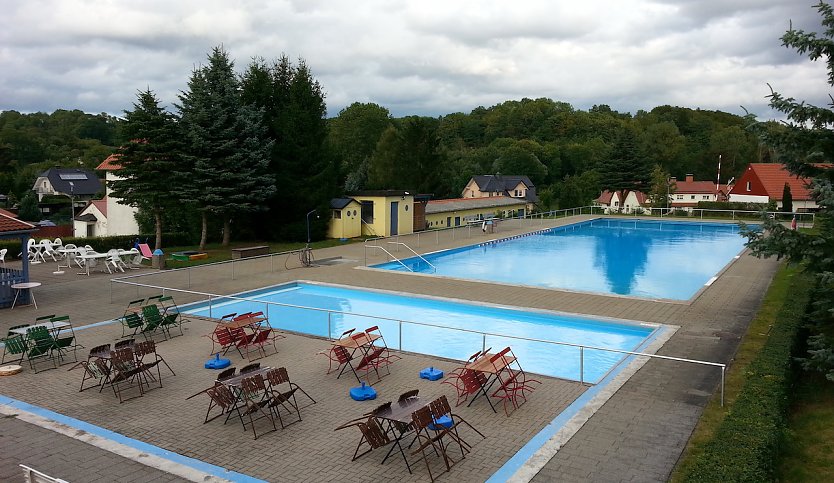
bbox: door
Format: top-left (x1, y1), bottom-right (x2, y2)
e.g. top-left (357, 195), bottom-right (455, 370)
top-left (446, 216), bottom-right (451, 227)
top-left (454, 216), bottom-right (460, 226)
top-left (390, 201), bottom-right (399, 236)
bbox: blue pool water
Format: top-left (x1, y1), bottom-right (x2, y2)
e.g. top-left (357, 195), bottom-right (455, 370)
top-left (186, 282), bottom-right (658, 383)
top-left (374, 219), bottom-right (750, 300)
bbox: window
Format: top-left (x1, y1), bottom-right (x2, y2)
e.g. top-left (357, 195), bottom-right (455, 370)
top-left (703, 195), bottom-right (710, 200)
top-left (514, 190), bottom-right (520, 196)
top-left (333, 210), bottom-right (341, 219)
top-left (676, 195), bottom-right (683, 200)
top-left (690, 195), bottom-right (695, 200)
top-left (746, 181), bottom-right (751, 191)
top-left (405, 204), bottom-right (409, 212)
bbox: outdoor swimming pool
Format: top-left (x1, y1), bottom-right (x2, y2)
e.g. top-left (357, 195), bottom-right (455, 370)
top-left (373, 218), bottom-right (751, 300)
top-left (186, 282), bottom-right (661, 383)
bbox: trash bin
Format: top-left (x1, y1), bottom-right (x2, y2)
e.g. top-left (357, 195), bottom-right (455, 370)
top-left (152, 248), bottom-right (165, 269)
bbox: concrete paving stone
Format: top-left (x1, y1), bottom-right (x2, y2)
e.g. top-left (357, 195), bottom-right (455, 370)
top-left (0, 216), bottom-right (779, 482)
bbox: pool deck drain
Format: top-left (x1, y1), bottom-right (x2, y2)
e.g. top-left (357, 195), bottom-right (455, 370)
top-left (0, 215), bottom-right (780, 482)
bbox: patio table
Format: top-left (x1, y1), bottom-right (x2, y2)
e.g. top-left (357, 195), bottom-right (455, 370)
top-left (465, 352), bottom-right (516, 413)
top-left (9, 319), bottom-right (68, 336)
top-left (78, 252), bottom-right (109, 276)
top-left (368, 396), bottom-right (430, 464)
top-left (10, 282), bottom-right (42, 309)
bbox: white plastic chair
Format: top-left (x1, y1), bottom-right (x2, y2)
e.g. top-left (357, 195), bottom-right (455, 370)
top-left (0, 248), bottom-right (6, 267)
top-left (27, 239), bottom-right (42, 263)
top-left (106, 249), bottom-right (125, 273)
top-left (40, 239), bottom-right (57, 262)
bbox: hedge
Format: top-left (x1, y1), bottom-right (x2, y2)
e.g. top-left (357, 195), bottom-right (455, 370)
top-left (680, 272), bottom-right (812, 482)
top-left (0, 232), bottom-right (194, 259)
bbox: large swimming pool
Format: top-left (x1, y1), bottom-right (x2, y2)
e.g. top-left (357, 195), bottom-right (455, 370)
top-left (186, 282), bottom-right (660, 383)
top-left (373, 218), bottom-right (750, 300)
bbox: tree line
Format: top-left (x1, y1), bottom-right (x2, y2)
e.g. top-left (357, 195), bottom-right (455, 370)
top-left (1, 46), bottom-right (781, 248)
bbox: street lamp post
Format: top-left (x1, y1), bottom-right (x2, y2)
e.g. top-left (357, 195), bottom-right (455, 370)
top-left (68, 182), bottom-right (75, 235)
top-left (306, 209), bottom-right (317, 247)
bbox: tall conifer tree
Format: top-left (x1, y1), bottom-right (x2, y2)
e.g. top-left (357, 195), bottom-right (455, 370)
top-left (111, 89), bottom-right (182, 250)
top-left (178, 46), bottom-right (274, 249)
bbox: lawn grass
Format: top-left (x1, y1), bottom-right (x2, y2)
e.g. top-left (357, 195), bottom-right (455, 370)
top-left (777, 357), bottom-right (834, 480)
top-left (670, 263), bottom-right (801, 481)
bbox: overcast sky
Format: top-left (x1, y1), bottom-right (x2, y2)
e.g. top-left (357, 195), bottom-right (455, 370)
top-left (0, 1), bottom-right (829, 120)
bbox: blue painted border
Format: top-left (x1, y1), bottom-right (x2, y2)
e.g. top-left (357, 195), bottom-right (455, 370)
top-left (486, 325), bottom-right (671, 482)
top-left (0, 395), bottom-right (265, 483)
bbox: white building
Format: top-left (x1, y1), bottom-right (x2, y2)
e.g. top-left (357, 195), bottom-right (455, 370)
top-left (74, 155), bottom-right (140, 237)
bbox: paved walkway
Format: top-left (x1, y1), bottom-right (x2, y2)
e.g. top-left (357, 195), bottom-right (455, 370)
top-left (0, 216), bottom-right (780, 482)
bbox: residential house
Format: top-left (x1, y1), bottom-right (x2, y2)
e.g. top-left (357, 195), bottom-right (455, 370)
top-left (461, 175), bottom-right (538, 213)
top-left (73, 154), bottom-right (140, 237)
top-left (425, 197), bottom-right (528, 229)
top-left (728, 163), bottom-right (820, 211)
top-left (32, 167), bottom-right (103, 220)
top-left (669, 174), bottom-right (730, 211)
top-left (595, 190), bottom-right (649, 214)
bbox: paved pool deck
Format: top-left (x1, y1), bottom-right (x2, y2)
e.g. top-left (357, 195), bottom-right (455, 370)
top-left (0, 215), bottom-right (780, 482)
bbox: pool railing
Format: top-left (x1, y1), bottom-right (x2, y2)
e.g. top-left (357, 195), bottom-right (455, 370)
top-left (108, 278), bottom-right (727, 406)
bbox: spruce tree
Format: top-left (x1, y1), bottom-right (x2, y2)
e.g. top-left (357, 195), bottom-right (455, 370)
top-left (742, 2), bottom-right (834, 380)
top-left (111, 89), bottom-right (182, 250)
top-left (178, 46), bottom-right (275, 249)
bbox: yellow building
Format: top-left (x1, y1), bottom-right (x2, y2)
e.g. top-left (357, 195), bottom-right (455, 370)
top-left (327, 197), bottom-right (363, 239)
top-left (328, 190), bottom-right (415, 239)
top-left (425, 197), bottom-right (528, 229)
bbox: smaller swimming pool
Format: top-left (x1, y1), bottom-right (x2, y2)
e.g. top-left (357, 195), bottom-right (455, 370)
top-left (186, 281), bottom-right (663, 383)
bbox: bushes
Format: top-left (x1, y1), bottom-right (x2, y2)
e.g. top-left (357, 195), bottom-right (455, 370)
top-left (680, 272), bottom-right (812, 482)
top-left (0, 232), bottom-right (194, 259)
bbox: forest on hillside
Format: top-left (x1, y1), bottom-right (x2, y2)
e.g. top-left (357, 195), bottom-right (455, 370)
top-left (0, 86), bottom-right (777, 242)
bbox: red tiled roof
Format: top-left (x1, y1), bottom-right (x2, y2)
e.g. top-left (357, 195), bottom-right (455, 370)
top-left (92, 198), bottom-right (107, 217)
top-left (596, 191), bottom-right (614, 204)
top-left (596, 190), bottom-right (648, 205)
top-left (737, 163), bottom-right (815, 200)
top-left (0, 213), bottom-right (36, 233)
top-left (96, 153), bottom-right (122, 170)
top-left (0, 208), bottom-right (17, 218)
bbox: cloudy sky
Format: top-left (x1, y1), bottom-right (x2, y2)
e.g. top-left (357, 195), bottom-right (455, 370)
top-left (0, 1), bottom-right (829, 120)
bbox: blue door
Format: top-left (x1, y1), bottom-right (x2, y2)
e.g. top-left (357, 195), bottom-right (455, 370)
top-left (390, 201), bottom-right (399, 235)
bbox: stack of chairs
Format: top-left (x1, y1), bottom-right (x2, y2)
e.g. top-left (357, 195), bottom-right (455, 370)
top-left (489, 346), bottom-right (541, 416)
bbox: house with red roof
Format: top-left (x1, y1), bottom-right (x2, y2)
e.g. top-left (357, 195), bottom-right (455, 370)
top-left (728, 163), bottom-right (819, 212)
top-left (670, 174), bottom-right (730, 211)
top-left (595, 190), bottom-right (649, 214)
top-left (73, 154), bottom-right (140, 237)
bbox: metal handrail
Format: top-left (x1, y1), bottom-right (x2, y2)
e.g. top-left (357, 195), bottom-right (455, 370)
top-left (386, 241), bottom-right (436, 273)
top-left (109, 277), bottom-right (728, 405)
top-left (363, 245), bottom-right (413, 272)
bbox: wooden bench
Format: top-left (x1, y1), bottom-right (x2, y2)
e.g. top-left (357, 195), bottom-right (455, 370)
top-left (231, 246), bottom-right (269, 259)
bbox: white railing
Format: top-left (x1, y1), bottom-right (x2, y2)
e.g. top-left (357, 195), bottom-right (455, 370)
top-left (386, 241), bottom-right (436, 273)
top-left (362, 245), bottom-right (413, 272)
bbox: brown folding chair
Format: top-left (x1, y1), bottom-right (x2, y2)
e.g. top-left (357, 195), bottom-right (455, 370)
top-left (411, 405), bottom-right (454, 481)
top-left (71, 358), bottom-right (112, 393)
top-left (428, 394), bottom-right (484, 452)
top-left (204, 384), bottom-right (238, 424)
top-left (107, 347), bottom-right (147, 403)
top-left (238, 375), bottom-right (278, 439)
top-left (240, 362), bottom-right (260, 374)
top-left (335, 416), bottom-right (412, 474)
top-left (264, 368), bottom-right (305, 428)
top-left (133, 340), bottom-right (175, 384)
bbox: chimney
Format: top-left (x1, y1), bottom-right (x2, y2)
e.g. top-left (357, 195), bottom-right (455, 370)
top-left (685, 174), bottom-right (694, 183)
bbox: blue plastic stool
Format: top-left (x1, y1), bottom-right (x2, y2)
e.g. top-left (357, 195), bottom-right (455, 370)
top-left (350, 382), bottom-right (377, 401)
top-left (204, 353), bottom-right (231, 370)
top-left (419, 367), bottom-right (444, 381)
top-left (428, 414), bottom-right (453, 431)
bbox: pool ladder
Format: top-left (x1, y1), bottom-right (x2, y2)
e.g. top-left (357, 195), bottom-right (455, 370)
top-left (365, 242), bottom-right (436, 273)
